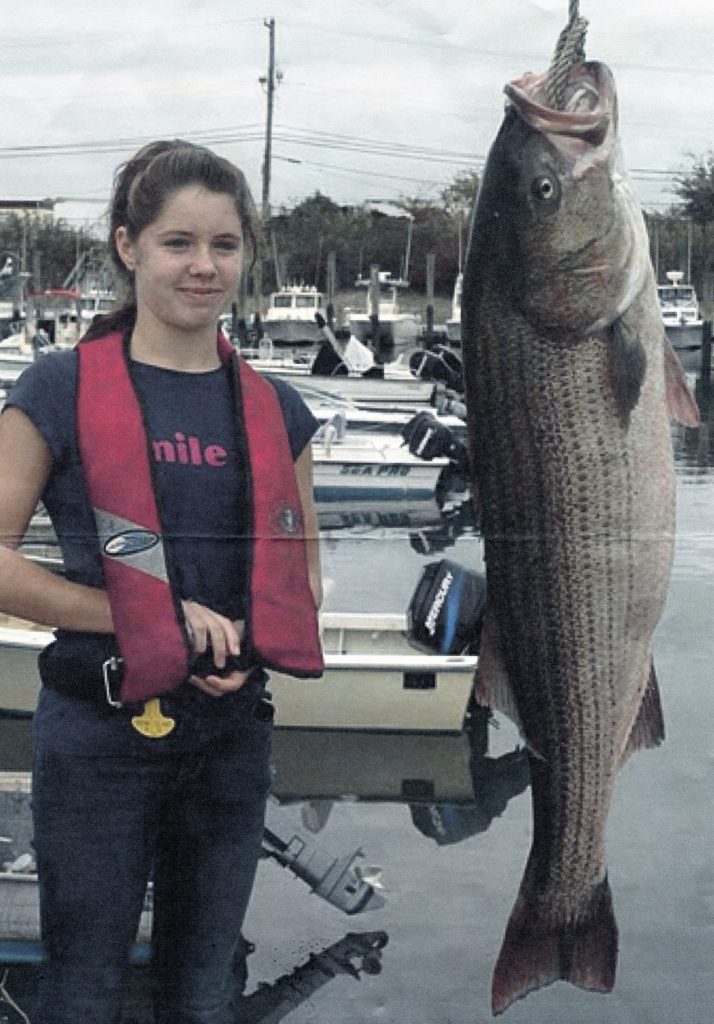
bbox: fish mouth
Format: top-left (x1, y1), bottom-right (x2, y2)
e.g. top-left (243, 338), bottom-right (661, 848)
top-left (504, 60), bottom-right (616, 144)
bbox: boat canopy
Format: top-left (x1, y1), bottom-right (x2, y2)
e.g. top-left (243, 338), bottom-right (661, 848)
top-left (658, 285), bottom-right (697, 307)
top-left (269, 286), bottom-right (324, 311)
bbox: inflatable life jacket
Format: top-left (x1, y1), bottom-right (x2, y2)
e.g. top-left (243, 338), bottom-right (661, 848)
top-left (76, 330), bottom-right (323, 703)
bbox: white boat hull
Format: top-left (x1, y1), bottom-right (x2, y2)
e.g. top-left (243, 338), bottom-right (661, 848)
top-left (347, 314), bottom-right (421, 357)
top-left (262, 318), bottom-right (323, 346)
top-left (312, 440), bottom-right (447, 502)
top-left (0, 612), bottom-right (476, 732)
top-left (248, 355), bottom-right (436, 411)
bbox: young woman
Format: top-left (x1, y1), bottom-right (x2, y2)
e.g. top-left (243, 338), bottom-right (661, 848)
top-left (0, 140), bottom-right (324, 1024)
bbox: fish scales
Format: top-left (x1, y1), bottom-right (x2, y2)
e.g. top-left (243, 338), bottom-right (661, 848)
top-left (460, 60), bottom-right (697, 1015)
top-left (475, 321), bottom-right (639, 879)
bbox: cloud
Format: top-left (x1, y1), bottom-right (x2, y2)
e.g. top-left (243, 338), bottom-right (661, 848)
top-left (0, 0), bottom-right (708, 218)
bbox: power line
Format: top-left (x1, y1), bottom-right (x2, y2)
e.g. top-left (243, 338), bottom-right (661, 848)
top-left (0, 123), bottom-right (689, 189)
top-left (274, 154), bottom-right (443, 187)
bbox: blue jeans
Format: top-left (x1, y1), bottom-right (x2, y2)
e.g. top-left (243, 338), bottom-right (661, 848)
top-left (31, 672), bottom-right (273, 1024)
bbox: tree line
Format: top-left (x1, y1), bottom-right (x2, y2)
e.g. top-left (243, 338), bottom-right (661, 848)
top-left (2, 157), bottom-right (714, 304)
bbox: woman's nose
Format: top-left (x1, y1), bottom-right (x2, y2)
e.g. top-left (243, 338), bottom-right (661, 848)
top-left (189, 245), bottom-right (217, 276)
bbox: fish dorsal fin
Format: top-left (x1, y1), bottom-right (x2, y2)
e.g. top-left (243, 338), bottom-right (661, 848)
top-left (663, 335), bottom-right (701, 427)
top-left (619, 661), bottom-right (665, 769)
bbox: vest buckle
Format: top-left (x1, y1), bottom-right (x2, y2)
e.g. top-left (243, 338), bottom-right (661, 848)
top-left (102, 656), bottom-right (125, 707)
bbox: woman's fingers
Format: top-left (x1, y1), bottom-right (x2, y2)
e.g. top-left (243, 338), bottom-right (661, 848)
top-left (181, 600), bottom-right (240, 668)
top-left (188, 668), bottom-right (253, 697)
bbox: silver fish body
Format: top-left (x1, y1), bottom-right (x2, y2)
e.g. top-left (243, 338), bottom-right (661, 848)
top-left (461, 61), bottom-right (699, 1014)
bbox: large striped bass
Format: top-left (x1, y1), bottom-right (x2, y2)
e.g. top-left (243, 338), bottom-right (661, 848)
top-left (461, 60), bottom-right (700, 1014)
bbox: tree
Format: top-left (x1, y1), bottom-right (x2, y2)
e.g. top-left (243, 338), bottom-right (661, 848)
top-left (674, 153), bottom-right (714, 228)
top-left (268, 193), bottom-right (362, 291)
top-left (261, 168), bottom-right (483, 301)
top-left (440, 170), bottom-right (480, 217)
top-left (671, 153), bottom-right (714, 290)
top-left (0, 214), bottom-right (99, 293)
top-left (398, 199), bottom-right (460, 293)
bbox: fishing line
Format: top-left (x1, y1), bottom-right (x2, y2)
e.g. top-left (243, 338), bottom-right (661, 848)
top-left (545, 0), bottom-right (589, 109)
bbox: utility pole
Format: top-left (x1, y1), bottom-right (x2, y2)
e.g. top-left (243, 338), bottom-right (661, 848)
top-left (261, 17), bottom-right (276, 224)
top-left (255, 17), bottom-right (276, 314)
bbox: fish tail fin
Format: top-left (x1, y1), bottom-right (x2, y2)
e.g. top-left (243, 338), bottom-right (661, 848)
top-left (491, 876), bottom-right (618, 1015)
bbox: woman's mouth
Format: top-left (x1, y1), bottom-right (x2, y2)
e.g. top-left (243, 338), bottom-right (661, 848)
top-left (179, 287), bottom-right (222, 299)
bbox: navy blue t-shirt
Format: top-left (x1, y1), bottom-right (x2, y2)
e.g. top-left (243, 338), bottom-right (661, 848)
top-left (5, 348), bottom-right (318, 660)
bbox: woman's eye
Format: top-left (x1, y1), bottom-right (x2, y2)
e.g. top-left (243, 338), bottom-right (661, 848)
top-left (214, 239), bottom-right (241, 253)
top-left (164, 237), bottom-right (190, 250)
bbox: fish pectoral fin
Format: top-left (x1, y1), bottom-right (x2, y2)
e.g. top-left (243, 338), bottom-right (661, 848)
top-left (473, 608), bottom-right (525, 736)
top-left (609, 315), bottom-right (647, 425)
top-left (620, 660), bottom-right (666, 767)
top-left (663, 334), bottom-right (701, 427)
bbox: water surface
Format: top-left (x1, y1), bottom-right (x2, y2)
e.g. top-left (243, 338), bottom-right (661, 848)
top-left (1, 385), bottom-right (713, 1024)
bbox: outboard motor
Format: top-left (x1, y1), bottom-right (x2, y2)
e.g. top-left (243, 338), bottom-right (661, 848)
top-left (311, 337), bottom-right (348, 376)
top-left (406, 558), bottom-right (486, 656)
top-left (409, 345), bottom-right (464, 393)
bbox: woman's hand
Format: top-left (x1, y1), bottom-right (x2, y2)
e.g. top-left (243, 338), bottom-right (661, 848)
top-left (190, 666), bottom-right (254, 697)
top-left (182, 601), bottom-right (252, 697)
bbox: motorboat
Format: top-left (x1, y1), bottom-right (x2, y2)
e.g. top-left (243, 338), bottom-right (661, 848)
top-left (0, 288), bottom-right (84, 379)
top-left (311, 428), bottom-right (450, 505)
top-left (77, 288), bottom-right (116, 334)
top-left (0, 327), bottom-right (57, 380)
top-left (32, 289), bottom-right (82, 346)
top-left (658, 271), bottom-right (704, 373)
top-left (0, 609), bottom-right (477, 733)
top-left (298, 379), bottom-right (466, 443)
top-left (250, 351), bottom-right (436, 410)
top-left (262, 284), bottom-right (326, 346)
top-left (445, 273), bottom-right (462, 347)
top-left (344, 272), bottom-right (421, 358)
top-left (658, 271), bottom-right (700, 328)
top-left (0, 330), bottom-right (36, 363)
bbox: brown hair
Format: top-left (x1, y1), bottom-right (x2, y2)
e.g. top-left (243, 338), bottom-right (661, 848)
top-left (85, 139), bottom-right (260, 339)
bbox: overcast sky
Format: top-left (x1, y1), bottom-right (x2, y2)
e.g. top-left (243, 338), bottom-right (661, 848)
top-left (2, 0), bottom-right (711, 233)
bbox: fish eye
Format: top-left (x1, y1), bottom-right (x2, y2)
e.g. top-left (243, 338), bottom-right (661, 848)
top-left (531, 175), bottom-right (559, 203)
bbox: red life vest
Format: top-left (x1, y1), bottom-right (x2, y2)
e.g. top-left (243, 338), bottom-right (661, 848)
top-left (76, 330), bottom-right (323, 703)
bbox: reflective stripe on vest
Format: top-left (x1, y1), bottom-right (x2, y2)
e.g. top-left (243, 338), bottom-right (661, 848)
top-left (77, 331), bottom-right (323, 702)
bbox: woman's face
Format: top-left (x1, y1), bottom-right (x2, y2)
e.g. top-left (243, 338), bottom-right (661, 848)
top-left (115, 184), bottom-right (244, 336)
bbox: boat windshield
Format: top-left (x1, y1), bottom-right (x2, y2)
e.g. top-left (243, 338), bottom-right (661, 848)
top-left (78, 296), bottom-right (115, 314)
top-left (296, 295), bottom-right (321, 309)
top-left (658, 286), bottom-right (696, 307)
top-left (273, 295), bottom-right (293, 308)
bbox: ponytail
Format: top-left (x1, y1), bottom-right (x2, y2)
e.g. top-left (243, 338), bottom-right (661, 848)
top-left (81, 304), bottom-right (136, 342)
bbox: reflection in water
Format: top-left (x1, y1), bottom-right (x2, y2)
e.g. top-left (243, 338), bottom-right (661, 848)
top-left (408, 498), bottom-right (478, 557)
top-left (672, 378), bottom-right (714, 469)
top-left (262, 798), bottom-right (385, 914)
top-left (0, 931), bottom-right (389, 1024)
top-left (272, 705), bottom-right (530, 847)
top-left (0, 747), bottom-right (390, 1023)
top-left (233, 930), bottom-right (388, 1024)
top-left (318, 493), bottom-right (478, 558)
top-left (409, 743), bottom-right (530, 846)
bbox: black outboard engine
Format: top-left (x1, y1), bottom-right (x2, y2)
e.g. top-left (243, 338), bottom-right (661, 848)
top-left (401, 410), bottom-right (461, 462)
top-left (311, 337), bottom-right (348, 376)
top-left (409, 345), bottom-right (464, 393)
top-left (406, 558), bottom-right (486, 656)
